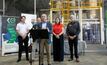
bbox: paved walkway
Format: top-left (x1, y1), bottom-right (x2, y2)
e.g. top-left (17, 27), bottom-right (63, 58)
top-left (0, 52), bottom-right (107, 65)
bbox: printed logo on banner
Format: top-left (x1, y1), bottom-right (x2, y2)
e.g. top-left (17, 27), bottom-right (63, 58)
top-left (3, 18), bottom-right (17, 43)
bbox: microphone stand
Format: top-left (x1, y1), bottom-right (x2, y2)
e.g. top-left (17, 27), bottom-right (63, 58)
top-left (29, 35), bottom-right (33, 65)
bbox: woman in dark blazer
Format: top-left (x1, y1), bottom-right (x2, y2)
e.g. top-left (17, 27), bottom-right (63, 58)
top-left (53, 17), bottom-right (64, 62)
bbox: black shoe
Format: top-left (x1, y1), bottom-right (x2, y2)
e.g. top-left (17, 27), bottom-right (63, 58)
top-left (17, 59), bottom-right (21, 62)
top-left (26, 58), bottom-right (29, 61)
top-left (35, 49), bottom-right (38, 52)
top-left (48, 64), bottom-right (51, 65)
top-left (75, 59), bottom-right (80, 62)
top-left (31, 59), bottom-right (35, 62)
top-left (40, 64), bottom-right (44, 65)
top-left (68, 58), bottom-right (73, 61)
top-left (29, 59), bottom-right (35, 63)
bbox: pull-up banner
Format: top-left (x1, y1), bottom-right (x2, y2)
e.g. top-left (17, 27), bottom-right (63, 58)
top-left (2, 16), bottom-right (19, 56)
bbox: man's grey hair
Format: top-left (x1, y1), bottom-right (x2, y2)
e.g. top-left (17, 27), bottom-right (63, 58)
top-left (70, 15), bottom-right (76, 21)
top-left (41, 14), bottom-right (47, 18)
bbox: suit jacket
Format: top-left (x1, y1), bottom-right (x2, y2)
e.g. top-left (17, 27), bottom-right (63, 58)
top-left (38, 21), bottom-right (52, 34)
top-left (66, 21), bottom-right (80, 36)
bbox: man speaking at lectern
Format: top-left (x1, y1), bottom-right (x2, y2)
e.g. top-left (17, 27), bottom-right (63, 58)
top-left (38, 14), bottom-right (52, 65)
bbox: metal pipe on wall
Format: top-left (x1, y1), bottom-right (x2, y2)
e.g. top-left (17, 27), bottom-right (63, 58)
top-left (34, 0), bottom-right (36, 14)
top-left (3, 0), bottom-right (5, 16)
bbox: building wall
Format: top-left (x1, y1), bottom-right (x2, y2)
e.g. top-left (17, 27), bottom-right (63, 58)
top-left (0, 0), bottom-right (34, 16)
top-left (0, 0), bottom-right (3, 9)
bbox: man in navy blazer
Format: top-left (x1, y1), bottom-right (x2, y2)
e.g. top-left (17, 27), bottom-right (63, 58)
top-left (38, 14), bottom-right (52, 65)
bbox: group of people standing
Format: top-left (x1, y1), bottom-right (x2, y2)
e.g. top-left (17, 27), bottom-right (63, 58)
top-left (16, 13), bottom-right (80, 65)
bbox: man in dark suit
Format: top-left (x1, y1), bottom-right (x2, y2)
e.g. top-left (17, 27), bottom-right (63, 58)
top-left (66, 15), bottom-right (80, 62)
top-left (30, 17), bottom-right (41, 60)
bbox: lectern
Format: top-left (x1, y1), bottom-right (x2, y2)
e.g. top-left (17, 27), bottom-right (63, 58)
top-left (29, 29), bottom-right (49, 65)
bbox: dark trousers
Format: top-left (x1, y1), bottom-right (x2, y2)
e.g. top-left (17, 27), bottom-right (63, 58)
top-left (18, 36), bottom-right (29, 60)
top-left (53, 34), bottom-right (64, 61)
top-left (68, 37), bottom-right (79, 59)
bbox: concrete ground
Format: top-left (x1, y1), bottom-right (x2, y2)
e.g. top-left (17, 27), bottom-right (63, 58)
top-left (0, 52), bottom-right (107, 65)
top-left (0, 44), bottom-right (107, 65)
